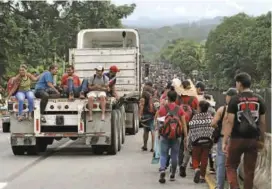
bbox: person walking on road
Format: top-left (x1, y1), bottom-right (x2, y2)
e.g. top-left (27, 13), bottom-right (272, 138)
top-left (211, 88), bottom-right (237, 189)
top-left (188, 100), bottom-right (214, 183)
top-left (157, 88), bottom-right (187, 183)
top-left (222, 72), bottom-right (266, 189)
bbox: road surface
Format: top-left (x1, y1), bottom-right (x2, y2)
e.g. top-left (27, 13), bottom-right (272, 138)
top-left (0, 119), bottom-right (209, 189)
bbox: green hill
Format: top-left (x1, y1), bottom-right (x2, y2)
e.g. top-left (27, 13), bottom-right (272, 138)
top-left (134, 17), bottom-right (223, 61)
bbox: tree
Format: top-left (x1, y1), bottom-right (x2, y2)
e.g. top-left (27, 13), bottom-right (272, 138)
top-left (205, 12), bottom-right (271, 89)
top-left (0, 1), bottom-right (136, 88)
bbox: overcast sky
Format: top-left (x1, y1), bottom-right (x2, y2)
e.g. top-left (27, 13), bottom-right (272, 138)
top-left (112, 0), bottom-right (272, 20)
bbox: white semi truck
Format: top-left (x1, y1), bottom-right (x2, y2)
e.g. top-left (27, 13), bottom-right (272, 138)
top-left (9, 29), bottom-right (141, 156)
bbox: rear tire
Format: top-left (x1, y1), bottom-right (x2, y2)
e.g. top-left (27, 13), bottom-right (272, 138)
top-left (107, 110), bottom-right (118, 155)
top-left (11, 146), bottom-right (25, 155)
top-left (120, 106), bottom-right (126, 144)
top-left (92, 145), bottom-right (106, 155)
top-left (2, 122), bottom-right (10, 133)
top-left (116, 110), bottom-right (122, 151)
top-left (133, 104), bottom-right (139, 133)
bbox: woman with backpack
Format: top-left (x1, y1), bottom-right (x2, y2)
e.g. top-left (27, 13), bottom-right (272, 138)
top-left (139, 89), bottom-right (156, 152)
top-left (7, 64), bottom-right (39, 121)
top-left (157, 88), bottom-right (187, 183)
top-left (187, 100), bottom-right (214, 184)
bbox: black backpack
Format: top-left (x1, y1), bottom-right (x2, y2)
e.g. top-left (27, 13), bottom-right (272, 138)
top-left (238, 100), bottom-right (259, 137)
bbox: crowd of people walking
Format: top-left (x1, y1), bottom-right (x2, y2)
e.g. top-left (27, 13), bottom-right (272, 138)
top-left (139, 72), bottom-right (266, 189)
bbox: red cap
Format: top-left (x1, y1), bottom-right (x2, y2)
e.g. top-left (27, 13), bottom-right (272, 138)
top-left (110, 65), bottom-right (120, 73)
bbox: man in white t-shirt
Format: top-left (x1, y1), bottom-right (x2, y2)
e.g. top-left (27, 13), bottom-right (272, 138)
top-left (87, 66), bottom-right (109, 122)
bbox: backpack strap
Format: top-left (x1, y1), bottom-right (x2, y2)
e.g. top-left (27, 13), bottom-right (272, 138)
top-left (220, 106), bottom-right (226, 120)
top-left (92, 74), bottom-right (106, 85)
top-left (92, 74), bottom-right (96, 85)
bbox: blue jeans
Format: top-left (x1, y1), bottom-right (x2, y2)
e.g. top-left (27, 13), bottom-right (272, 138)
top-left (67, 78), bottom-right (88, 96)
top-left (216, 137), bottom-right (226, 189)
top-left (15, 91), bottom-right (35, 115)
top-left (160, 137), bottom-right (181, 174)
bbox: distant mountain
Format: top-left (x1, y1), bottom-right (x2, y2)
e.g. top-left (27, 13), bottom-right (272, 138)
top-left (122, 16), bottom-right (223, 28)
top-left (123, 17), bottom-right (224, 61)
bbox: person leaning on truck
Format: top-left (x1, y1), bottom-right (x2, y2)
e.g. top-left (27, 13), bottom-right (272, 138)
top-left (104, 65), bottom-right (120, 99)
top-left (87, 66), bottom-right (109, 122)
top-left (34, 65), bottom-right (60, 123)
top-left (60, 65), bottom-right (88, 100)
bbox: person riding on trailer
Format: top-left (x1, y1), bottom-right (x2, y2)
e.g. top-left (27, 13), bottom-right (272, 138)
top-left (104, 65), bottom-right (120, 99)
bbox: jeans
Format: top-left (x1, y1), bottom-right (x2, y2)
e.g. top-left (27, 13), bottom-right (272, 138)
top-left (179, 135), bottom-right (191, 167)
top-left (35, 89), bottom-right (58, 114)
top-left (15, 91), bottom-right (35, 115)
top-left (226, 138), bottom-right (258, 189)
top-left (67, 78), bottom-right (88, 96)
top-left (216, 137), bottom-right (226, 189)
top-left (160, 137), bottom-right (181, 174)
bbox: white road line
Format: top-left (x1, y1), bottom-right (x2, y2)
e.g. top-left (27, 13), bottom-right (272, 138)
top-left (0, 182), bottom-right (8, 189)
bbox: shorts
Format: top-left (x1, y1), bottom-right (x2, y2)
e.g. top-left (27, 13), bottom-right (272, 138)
top-left (87, 91), bottom-right (107, 98)
top-left (141, 114), bottom-right (155, 132)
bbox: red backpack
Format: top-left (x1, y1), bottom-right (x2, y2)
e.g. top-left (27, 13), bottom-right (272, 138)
top-left (159, 105), bottom-right (183, 139)
top-left (179, 96), bottom-right (195, 123)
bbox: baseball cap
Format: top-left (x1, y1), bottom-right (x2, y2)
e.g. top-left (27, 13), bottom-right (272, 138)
top-left (95, 66), bottom-right (104, 71)
top-left (110, 65), bottom-right (120, 73)
top-left (223, 88), bottom-right (238, 96)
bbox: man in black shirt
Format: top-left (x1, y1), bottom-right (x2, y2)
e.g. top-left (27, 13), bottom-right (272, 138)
top-left (222, 72), bottom-right (266, 189)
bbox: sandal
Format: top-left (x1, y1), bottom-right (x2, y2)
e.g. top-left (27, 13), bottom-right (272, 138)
top-left (18, 116), bottom-right (23, 122)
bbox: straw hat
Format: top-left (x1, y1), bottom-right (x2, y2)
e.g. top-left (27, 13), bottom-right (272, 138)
top-left (174, 79), bottom-right (198, 97)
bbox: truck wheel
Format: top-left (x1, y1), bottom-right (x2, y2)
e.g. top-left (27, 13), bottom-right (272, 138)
top-left (133, 104), bottom-right (139, 133)
top-left (116, 110), bottom-right (122, 151)
top-left (92, 145), bottom-right (106, 155)
top-left (2, 123), bottom-right (10, 133)
top-left (26, 146), bottom-right (38, 155)
top-left (120, 106), bottom-right (126, 144)
top-left (107, 110), bottom-right (118, 155)
top-left (11, 146), bottom-right (25, 155)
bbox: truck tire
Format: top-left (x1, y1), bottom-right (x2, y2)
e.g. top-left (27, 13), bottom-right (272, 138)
top-left (26, 146), bottom-right (38, 155)
top-left (11, 146), bottom-right (25, 155)
top-left (120, 106), bottom-right (126, 144)
top-left (107, 110), bottom-right (118, 155)
top-left (2, 123), bottom-right (10, 133)
top-left (133, 104), bottom-right (139, 133)
top-left (92, 145), bottom-right (106, 155)
top-left (26, 138), bottom-right (48, 155)
top-left (116, 110), bottom-right (122, 151)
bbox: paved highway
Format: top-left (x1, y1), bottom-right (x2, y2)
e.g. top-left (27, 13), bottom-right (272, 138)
top-left (0, 119), bottom-right (209, 189)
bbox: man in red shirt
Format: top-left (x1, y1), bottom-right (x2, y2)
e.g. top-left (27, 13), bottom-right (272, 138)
top-left (176, 80), bottom-right (199, 178)
top-left (61, 65), bottom-right (88, 100)
top-left (157, 89), bottom-right (187, 183)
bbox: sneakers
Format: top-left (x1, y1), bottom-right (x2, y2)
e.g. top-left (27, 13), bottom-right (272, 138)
top-left (159, 171), bottom-right (166, 184)
top-left (209, 168), bottom-right (216, 174)
top-left (194, 169), bottom-right (201, 183)
top-left (169, 174), bottom-right (175, 181)
top-left (179, 166), bottom-right (186, 177)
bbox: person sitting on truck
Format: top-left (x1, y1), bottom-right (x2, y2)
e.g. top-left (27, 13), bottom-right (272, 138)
top-left (104, 65), bottom-right (120, 99)
top-left (7, 64), bottom-right (39, 121)
top-left (87, 66), bottom-right (109, 122)
top-left (34, 65), bottom-right (60, 123)
top-left (61, 65), bottom-right (88, 100)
